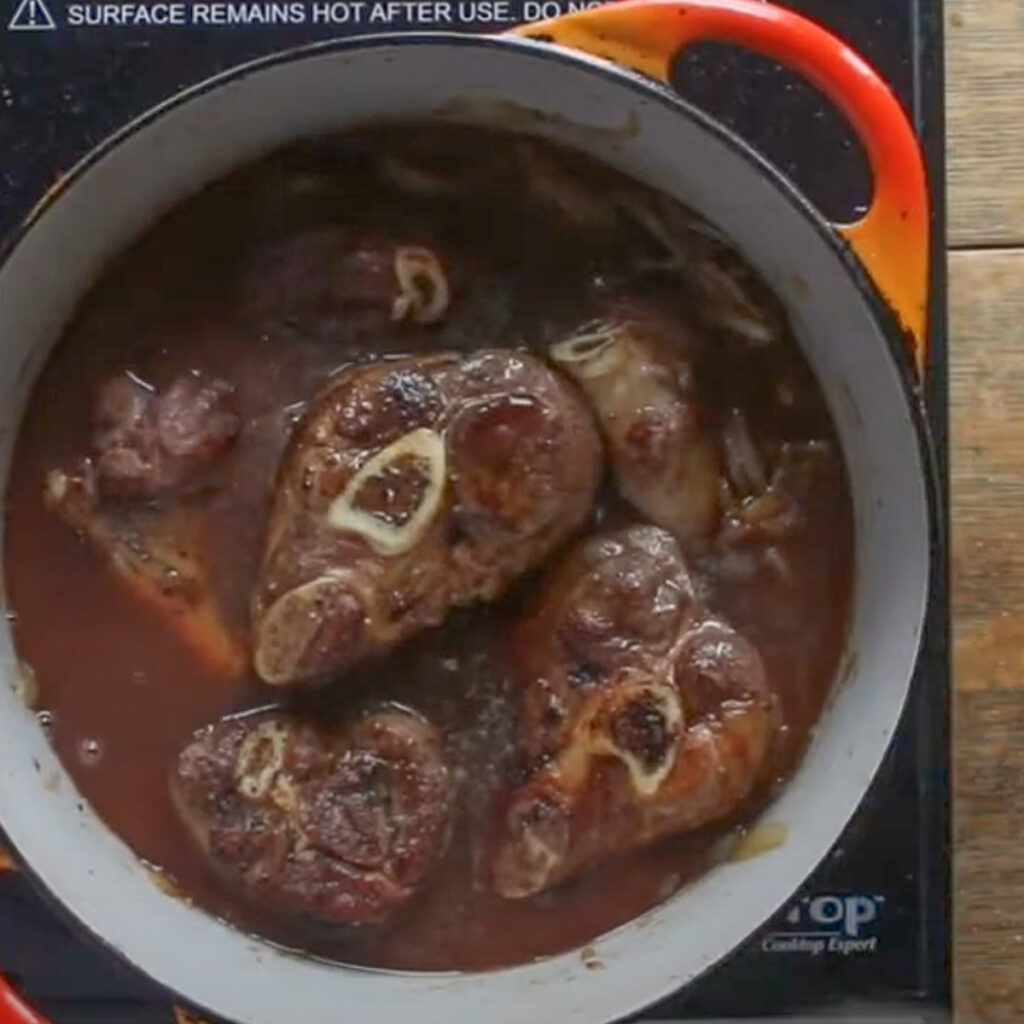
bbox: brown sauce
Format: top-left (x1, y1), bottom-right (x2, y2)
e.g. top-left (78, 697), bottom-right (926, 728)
top-left (3, 125), bottom-right (854, 971)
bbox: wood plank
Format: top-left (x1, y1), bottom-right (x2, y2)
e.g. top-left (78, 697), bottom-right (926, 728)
top-left (952, 248), bottom-right (1024, 1020)
top-left (950, 249), bottom-right (1024, 691)
top-left (955, 689), bottom-right (1024, 1022)
top-left (947, 0), bottom-right (1024, 247)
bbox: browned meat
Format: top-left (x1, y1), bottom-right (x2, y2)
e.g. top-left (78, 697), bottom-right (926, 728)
top-left (549, 300), bottom-right (722, 545)
top-left (42, 371), bottom-right (245, 676)
top-left (251, 349), bottom-right (602, 686)
top-left (238, 227), bottom-right (450, 336)
top-left (172, 706), bottom-right (453, 926)
top-left (43, 466), bottom-right (246, 677)
top-left (92, 372), bottom-right (239, 497)
top-left (491, 525), bottom-right (779, 899)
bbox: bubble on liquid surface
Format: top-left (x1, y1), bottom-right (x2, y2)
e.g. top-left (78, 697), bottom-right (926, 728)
top-left (78, 737), bottom-right (104, 768)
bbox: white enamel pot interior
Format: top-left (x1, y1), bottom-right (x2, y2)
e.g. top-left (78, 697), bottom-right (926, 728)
top-left (0, 35), bottom-right (933, 1024)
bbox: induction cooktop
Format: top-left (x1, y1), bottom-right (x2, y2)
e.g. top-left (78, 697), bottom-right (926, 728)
top-left (0, 2), bottom-right (950, 1021)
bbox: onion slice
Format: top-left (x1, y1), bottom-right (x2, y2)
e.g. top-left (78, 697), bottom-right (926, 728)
top-left (549, 322), bottom-right (626, 380)
top-left (722, 407), bottom-right (767, 497)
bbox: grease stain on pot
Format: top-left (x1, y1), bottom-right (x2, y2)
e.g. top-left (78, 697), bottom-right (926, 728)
top-left (13, 344), bottom-right (48, 403)
top-left (433, 94), bottom-right (640, 140)
top-left (173, 1006), bottom-right (212, 1024)
top-left (580, 944), bottom-right (605, 970)
top-left (148, 866), bottom-right (186, 900)
top-left (12, 659), bottom-right (39, 708)
top-left (729, 823), bottom-right (789, 862)
top-left (837, 375), bottom-right (864, 430)
top-left (838, 648), bottom-right (859, 686)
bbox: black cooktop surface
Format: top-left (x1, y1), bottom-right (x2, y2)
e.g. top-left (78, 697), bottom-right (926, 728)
top-left (0, 2), bottom-right (949, 1021)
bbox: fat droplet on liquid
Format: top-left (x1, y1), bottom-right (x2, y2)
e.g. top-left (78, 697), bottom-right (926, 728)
top-left (656, 872), bottom-right (682, 902)
top-left (78, 737), bottom-right (104, 768)
top-left (36, 709), bottom-right (54, 739)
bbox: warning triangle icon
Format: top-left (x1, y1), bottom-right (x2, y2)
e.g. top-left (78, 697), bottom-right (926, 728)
top-left (8, 0), bottom-right (56, 30)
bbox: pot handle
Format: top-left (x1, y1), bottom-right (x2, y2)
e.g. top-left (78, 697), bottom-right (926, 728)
top-left (507, 0), bottom-right (929, 373)
top-left (0, 849), bottom-right (47, 1024)
top-left (0, 976), bottom-right (46, 1024)
top-left (0, 976), bottom-right (207, 1024)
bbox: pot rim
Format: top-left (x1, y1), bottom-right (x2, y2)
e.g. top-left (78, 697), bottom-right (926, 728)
top-left (0, 28), bottom-right (942, 1024)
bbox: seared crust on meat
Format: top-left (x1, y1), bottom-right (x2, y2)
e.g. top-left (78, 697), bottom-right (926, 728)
top-left (251, 349), bottom-right (602, 686)
top-left (492, 525), bottom-right (779, 898)
top-left (172, 706), bottom-right (453, 925)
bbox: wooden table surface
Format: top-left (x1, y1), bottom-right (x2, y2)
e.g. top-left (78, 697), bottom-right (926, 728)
top-left (949, 0), bottom-right (1024, 1018)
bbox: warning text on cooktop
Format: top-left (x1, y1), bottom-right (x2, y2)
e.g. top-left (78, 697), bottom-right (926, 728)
top-left (8, 0), bottom-right (600, 29)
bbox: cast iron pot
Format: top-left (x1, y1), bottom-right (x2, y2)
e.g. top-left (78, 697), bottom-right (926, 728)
top-left (0, 2), bottom-right (936, 1022)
